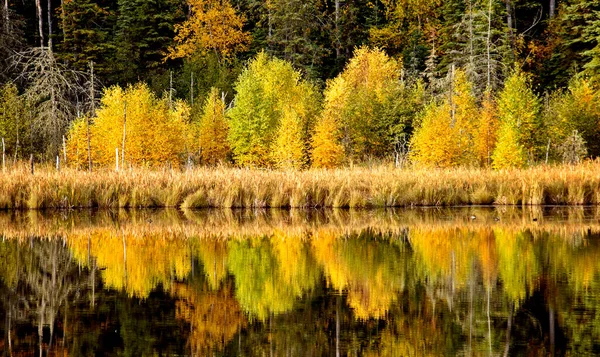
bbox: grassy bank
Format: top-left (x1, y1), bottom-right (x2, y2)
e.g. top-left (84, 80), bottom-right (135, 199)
top-left (1, 163), bottom-right (600, 209)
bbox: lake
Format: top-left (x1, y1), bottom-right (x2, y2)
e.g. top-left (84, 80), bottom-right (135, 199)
top-left (1, 207), bottom-right (599, 356)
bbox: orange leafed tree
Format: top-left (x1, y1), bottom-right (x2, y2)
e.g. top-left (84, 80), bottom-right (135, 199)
top-left (474, 91), bottom-right (499, 167)
top-left (167, 0), bottom-right (251, 60)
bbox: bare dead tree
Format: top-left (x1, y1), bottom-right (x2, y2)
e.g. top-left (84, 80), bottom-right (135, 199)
top-left (12, 48), bottom-right (86, 159)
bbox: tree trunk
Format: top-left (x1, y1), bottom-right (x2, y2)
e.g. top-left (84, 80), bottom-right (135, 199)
top-left (549, 0), bottom-right (556, 18)
top-left (47, 0), bottom-right (53, 50)
top-left (3, 0), bottom-right (9, 33)
top-left (487, 0), bottom-right (493, 89)
top-left (88, 61), bottom-right (94, 171)
top-left (335, 0), bottom-right (340, 59)
top-left (36, 0), bottom-right (44, 48)
top-left (121, 103), bottom-right (126, 169)
top-left (505, 0), bottom-right (515, 50)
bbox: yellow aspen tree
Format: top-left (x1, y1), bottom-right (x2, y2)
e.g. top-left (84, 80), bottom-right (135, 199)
top-left (228, 52), bottom-right (318, 168)
top-left (311, 114), bottom-right (344, 169)
top-left (319, 47), bottom-right (402, 162)
top-left (198, 88), bottom-right (230, 165)
top-left (167, 0), bottom-right (251, 60)
top-left (410, 69), bottom-right (478, 167)
top-left (65, 117), bottom-right (90, 168)
top-left (67, 83), bottom-right (191, 168)
top-left (271, 108), bottom-right (306, 169)
top-left (474, 91), bottom-right (498, 167)
top-left (492, 125), bottom-right (526, 169)
top-left (311, 77), bottom-right (347, 168)
top-left (409, 102), bottom-right (455, 167)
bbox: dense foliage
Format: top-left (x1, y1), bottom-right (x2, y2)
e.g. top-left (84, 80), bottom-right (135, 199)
top-left (1, 0), bottom-right (600, 168)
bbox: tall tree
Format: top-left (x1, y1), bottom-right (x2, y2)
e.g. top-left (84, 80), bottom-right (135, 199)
top-left (319, 47), bottom-right (405, 163)
top-left (58, 0), bottom-right (116, 79)
top-left (114, 0), bottom-right (184, 84)
top-left (410, 68), bottom-right (479, 167)
top-left (167, 0), bottom-right (251, 62)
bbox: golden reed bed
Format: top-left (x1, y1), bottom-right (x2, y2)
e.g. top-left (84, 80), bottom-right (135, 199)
top-left (1, 163), bottom-right (600, 209)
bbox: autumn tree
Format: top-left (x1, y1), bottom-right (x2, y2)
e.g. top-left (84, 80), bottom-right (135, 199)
top-left (227, 52), bottom-right (318, 168)
top-left (197, 87), bottom-right (230, 165)
top-left (543, 77), bottom-right (600, 161)
top-left (492, 69), bottom-right (541, 169)
top-left (410, 68), bottom-right (479, 167)
top-left (66, 83), bottom-right (191, 168)
top-left (311, 91), bottom-right (345, 168)
top-left (318, 47), bottom-right (407, 163)
top-left (474, 90), bottom-right (498, 167)
top-left (167, 0), bottom-right (251, 61)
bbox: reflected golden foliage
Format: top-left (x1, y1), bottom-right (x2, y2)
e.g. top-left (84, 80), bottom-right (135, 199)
top-left (173, 283), bottom-right (246, 355)
top-left (69, 231), bottom-right (191, 297)
top-left (312, 229), bottom-right (403, 319)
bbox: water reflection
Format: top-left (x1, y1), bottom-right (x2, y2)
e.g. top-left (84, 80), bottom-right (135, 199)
top-left (0, 207), bottom-right (600, 355)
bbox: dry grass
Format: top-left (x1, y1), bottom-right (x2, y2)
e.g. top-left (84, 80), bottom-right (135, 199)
top-left (1, 162), bottom-right (600, 209)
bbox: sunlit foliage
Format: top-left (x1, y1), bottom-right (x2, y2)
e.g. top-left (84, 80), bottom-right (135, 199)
top-left (174, 283), bottom-right (246, 354)
top-left (227, 52), bottom-right (319, 168)
top-left (197, 87), bottom-right (230, 165)
top-left (167, 0), bottom-right (251, 60)
top-left (66, 83), bottom-right (191, 168)
top-left (411, 69), bottom-right (479, 167)
top-left (492, 69), bottom-right (541, 169)
top-left (318, 47), bottom-right (405, 162)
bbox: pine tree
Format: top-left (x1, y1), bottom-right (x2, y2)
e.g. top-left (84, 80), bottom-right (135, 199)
top-left (114, 0), bottom-right (184, 84)
top-left (58, 0), bottom-right (116, 77)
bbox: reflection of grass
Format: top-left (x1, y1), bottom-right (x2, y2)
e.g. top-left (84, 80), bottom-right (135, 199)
top-left (2, 206), bottom-right (600, 240)
top-left (1, 163), bottom-right (600, 209)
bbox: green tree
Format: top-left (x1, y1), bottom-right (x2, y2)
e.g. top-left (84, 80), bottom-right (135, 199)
top-left (320, 47), bottom-right (406, 163)
top-left (492, 69), bottom-right (541, 168)
top-left (0, 83), bottom-right (29, 161)
top-left (227, 52), bottom-right (318, 168)
top-left (114, 0), bottom-right (184, 84)
top-left (58, 0), bottom-right (116, 77)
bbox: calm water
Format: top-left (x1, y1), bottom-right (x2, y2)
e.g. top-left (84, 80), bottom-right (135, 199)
top-left (1, 207), bottom-right (600, 356)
